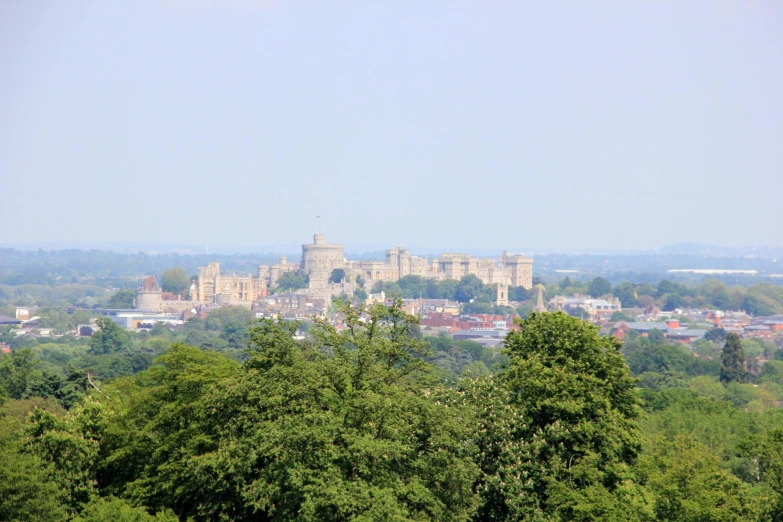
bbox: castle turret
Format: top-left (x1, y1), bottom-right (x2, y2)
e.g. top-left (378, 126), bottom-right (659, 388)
top-left (135, 276), bottom-right (163, 311)
top-left (301, 233), bottom-right (345, 291)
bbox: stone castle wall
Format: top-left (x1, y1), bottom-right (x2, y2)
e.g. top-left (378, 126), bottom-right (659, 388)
top-left (135, 235), bottom-right (532, 313)
top-left (346, 248), bottom-right (533, 290)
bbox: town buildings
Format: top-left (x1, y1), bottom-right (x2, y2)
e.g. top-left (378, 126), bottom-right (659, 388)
top-left (548, 295), bottom-right (622, 322)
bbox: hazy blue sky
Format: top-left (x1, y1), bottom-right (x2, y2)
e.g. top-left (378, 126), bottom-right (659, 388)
top-left (1, 1), bottom-right (781, 253)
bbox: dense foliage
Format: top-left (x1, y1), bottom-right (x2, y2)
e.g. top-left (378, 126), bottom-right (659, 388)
top-left (160, 268), bottom-right (190, 296)
top-left (3, 303), bottom-right (783, 521)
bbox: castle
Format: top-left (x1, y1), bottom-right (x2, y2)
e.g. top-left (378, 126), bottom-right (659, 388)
top-left (345, 248), bottom-right (533, 289)
top-left (134, 233), bottom-right (533, 312)
top-left (134, 258), bottom-right (299, 313)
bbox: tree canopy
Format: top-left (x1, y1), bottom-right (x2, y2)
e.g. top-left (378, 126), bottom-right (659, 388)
top-left (106, 289), bottom-right (135, 309)
top-left (587, 277), bottom-right (612, 298)
top-left (88, 317), bottom-right (129, 355)
top-left (4, 300), bottom-right (783, 521)
top-left (160, 268), bottom-right (190, 296)
top-left (274, 270), bottom-right (309, 292)
top-left (721, 333), bottom-right (747, 385)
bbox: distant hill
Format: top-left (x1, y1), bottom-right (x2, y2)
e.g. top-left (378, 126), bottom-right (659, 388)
top-left (660, 243), bottom-right (783, 258)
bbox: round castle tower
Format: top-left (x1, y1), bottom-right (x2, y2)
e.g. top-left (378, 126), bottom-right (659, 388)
top-left (301, 233), bottom-right (345, 290)
top-left (134, 276), bottom-right (163, 311)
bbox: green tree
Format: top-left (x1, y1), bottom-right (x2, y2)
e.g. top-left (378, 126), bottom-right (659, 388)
top-left (610, 311), bottom-right (634, 322)
top-left (720, 333), bottom-right (747, 385)
top-left (656, 280), bottom-right (677, 299)
top-left (354, 287), bottom-right (368, 301)
top-left (397, 275), bottom-right (427, 298)
top-left (639, 434), bottom-right (768, 521)
top-left (203, 306), bottom-right (255, 331)
top-left (689, 375), bottom-right (725, 400)
top-left (0, 413), bottom-right (70, 522)
top-left (484, 311), bottom-right (646, 519)
top-left (760, 360), bottom-right (783, 387)
top-left (328, 268), bottom-right (346, 283)
top-left (704, 327), bottom-right (727, 343)
top-left (446, 376), bottom-right (550, 520)
top-left (28, 370), bottom-right (84, 409)
top-left (701, 280), bottom-right (731, 309)
top-left (612, 282), bottom-right (637, 307)
top-left (107, 289), bottom-right (136, 309)
top-left (160, 268), bottom-right (190, 296)
top-left (0, 348), bottom-right (37, 399)
top-left (587, 277), bottom-right (612, 298)
top-left (456, 274), bottom-right (484, 303)
top-left (75, 496), bottom-right (177, 522)
top-left (274, 270), bottom-right (309, 292)
top-left (508, 285), bottom-right (529, 301)
top-left (371, 280), bottom-right (402, 297)
top-left (185, 301), bottom-right (480, 521)
top-left (429, 278), bottom-right (458, 300)
top-left (462, 360), bottom-right (491, 378)
top-left (99, 344), bottom-right (240, 516)
top-left (88, 317), bottom-right (130, 355)
top-left (220, 319), bottom-right (250, 351)
top-left (742, 294), bottom-right (777, 316)
top-left (26, 398), bottom-right (110, 511)
top-left (738, 429), bottom-right (783, 518)
top-left (663, 293), bottom-right (684, 311)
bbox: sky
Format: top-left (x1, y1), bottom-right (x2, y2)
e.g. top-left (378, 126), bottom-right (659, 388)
top-left (1, 1), bottom-right (781, 254)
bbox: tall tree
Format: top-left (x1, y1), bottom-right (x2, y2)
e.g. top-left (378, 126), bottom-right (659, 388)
top-left (99, 344), bottom-right (241, 515)
top-left (160, 267), bottom-right (190, 296)
top-left (184, 301), bottom-right (479, 521)
top-left (505, 312), bottom-right (643, 520)
top-left (0, 413), bottom-right (70, 522)
top-left (88, 317), bottom-right (130, 355)
top-left (612, 282), bottom-right (638, 307)
top-left (107, 289), bottom-right (136, 309)
top-left (456, 274), bottom-right (484, 303)
top-left (720, 333), bottom-right (747, 385)
top-left (705, 327), bottom-right (728, 343)
top-left (458, 311), bottom-right (647, 520)
top-left (0, 348), bottom-right (37, 399)
top-left (587, 277), bottom-right (612, 298)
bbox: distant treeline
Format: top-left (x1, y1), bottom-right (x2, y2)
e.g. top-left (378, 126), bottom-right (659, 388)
top-left (370, 274), bottom-right (783, 317)
top-left (550, 276), bottom-right (783, 316)
top-left (0, 248), bottom-right (294, 287)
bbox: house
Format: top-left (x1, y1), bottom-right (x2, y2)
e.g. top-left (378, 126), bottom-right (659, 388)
top-left (666, 328), bottom-right (708, 345)
top-left (550, 295), bottom-right (622, 322)
top-left (16, 306), bottom-right (39, 321)
top-left (611, 322), bottom-right (669, 340)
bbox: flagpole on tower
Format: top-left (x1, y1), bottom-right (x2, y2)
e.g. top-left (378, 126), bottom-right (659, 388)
top-left (316, 215), bottom-right (321, 234)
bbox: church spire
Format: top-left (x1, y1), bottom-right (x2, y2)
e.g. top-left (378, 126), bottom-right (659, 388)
top-left (534, 286), bottom-right (546, 313)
